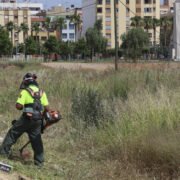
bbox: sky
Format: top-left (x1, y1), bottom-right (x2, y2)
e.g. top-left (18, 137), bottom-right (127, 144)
top-left (18, 0), bottom-right (164, 10)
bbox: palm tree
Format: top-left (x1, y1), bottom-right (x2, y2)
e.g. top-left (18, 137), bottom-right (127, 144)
top-left (14, 25), bottom-right (21, 55)
top-left (94, 19), bottom-right (103, 34)
top-left (20, 22), bottom-right (29, 43)
top-left (32, 22), bottom-right (41, 42)
top-left (130, 16), bottom-right (143, 27)
top-left (53, 17), bottom-right (65, 40)
top-left (70, 14), bottom-right (81, 41)
top-left (152, 18), bottom-right (160, 44)
top-left (143, 18), bottom-right (153, 33)
top-left (42, 17), bottom-right (51, 39)
top-left (20, 23), bottom-right (29, 58)
top-left (160, 16), bottom-right (173, 47)
top-left (6, 21), bottom-right (15, 43)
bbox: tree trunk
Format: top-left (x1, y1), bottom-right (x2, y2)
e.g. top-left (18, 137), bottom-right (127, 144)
top-left (48, 30), bottom-right (49, 39)
top-left (59, 27), bottom-right (62, 41)
top-left (153, 28), bottom-right (156, 45)
top-left (11, 31), bottom-right (13, 43)
top-left (36, 33), bottom-right (38, 42)
top-left (75, 25), bottom-right (77, 42)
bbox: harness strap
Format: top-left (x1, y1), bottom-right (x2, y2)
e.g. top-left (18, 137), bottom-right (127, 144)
top-left (26, 87), bottom-right (43, 99)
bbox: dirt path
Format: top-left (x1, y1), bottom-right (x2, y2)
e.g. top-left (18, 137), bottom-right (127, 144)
top-left (42, 62), bottom-right (180, 71)
top-left (0, 172), bottom-right (31, 180)
top-left (43, 62), bottom-right (114, 71)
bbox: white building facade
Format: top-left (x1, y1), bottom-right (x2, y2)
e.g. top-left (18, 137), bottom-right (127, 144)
top-left (0, 3), bottom-right (43, 15)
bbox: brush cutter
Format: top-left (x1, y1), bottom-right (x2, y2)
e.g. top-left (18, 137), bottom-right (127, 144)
top-left (12, 110), bottom-right (62, 158)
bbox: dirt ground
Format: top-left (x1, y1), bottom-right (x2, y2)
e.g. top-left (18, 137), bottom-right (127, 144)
top-left (0, 172), bottom-right (30, 180)
top-left (42, 62), bottom-right (180, 71)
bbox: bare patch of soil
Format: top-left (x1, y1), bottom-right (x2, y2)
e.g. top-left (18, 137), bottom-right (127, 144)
top-left (43, 62), bottom-right (180, 71)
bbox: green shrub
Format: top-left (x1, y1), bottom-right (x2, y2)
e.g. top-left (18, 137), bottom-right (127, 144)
top-left (71, 88), bottom-right (104, 128)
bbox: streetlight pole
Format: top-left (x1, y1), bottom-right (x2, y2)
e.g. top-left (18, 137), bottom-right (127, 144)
top-left (114, 0), bottom-right (118, 71)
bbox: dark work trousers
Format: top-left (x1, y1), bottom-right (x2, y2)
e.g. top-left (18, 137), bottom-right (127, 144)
top-left (0, 114), bottom-right (44, 164)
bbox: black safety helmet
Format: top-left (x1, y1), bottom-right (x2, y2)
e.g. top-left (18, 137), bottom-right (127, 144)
top-left (20, 73), bottom-right (38, 89)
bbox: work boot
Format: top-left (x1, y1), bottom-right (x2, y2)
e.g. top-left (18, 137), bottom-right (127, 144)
top-left (34, 160), bottom-right (43, 167)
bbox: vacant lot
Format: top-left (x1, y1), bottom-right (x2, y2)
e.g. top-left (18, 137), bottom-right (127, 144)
top-left (43, 62), bottom-right (180, 71)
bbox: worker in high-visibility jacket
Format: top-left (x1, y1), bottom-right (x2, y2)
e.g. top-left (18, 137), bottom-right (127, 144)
top-left (0, 73), bottom-right (50, 166)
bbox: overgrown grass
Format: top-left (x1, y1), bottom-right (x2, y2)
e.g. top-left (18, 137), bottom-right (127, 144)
top-left (0, 62), bottom-right (180, 179)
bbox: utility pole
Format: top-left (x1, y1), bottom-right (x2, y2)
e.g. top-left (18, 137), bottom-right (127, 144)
top-left (114, 0), bottom-right (118, 71)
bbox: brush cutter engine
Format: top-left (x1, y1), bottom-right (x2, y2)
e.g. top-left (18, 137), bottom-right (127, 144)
top-left (44, 110), bottom-right (62, 124)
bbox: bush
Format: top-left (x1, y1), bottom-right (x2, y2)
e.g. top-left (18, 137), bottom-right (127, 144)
top-left (71, 88), bottom-right (104, 128)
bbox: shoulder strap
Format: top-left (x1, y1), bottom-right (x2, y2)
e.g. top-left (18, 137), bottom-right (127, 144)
top-left (26, 87), bottom-right (35, 97)
top-left (26, 88), bottom-right (43, 99)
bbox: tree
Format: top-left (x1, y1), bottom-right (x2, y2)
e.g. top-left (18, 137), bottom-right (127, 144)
top-left (94, 19), bottom-right (103, 33)
top-left (121, 27), bottom-right (150, 61)
top-left (53, 17), bottom-right (65, 40)
top-left (130, 16), bottom-right (143, 27)
top-left (6, 21), bottom-right (15, 43)
top-left (0, 28), bottom-right (13, 56)
top-left (20, 22), bottom-right (29, 58)
top-left (86, 19), bottom-right (107, 60)
top-left (20, 22), bottom-right (29, 43)
top-left (74, 38), bottom-right (89, 59)
top-left (70, 14), bottom-right (81, 41)
top-left (57, 40), bottom-right (71, 60)
top-left (42, 17), bottom-right (52, 39)
top-left (152, 18), bottom-right (160, 44)
top-left (43, 36), bottom-right (58, 59)
top-left (32, 22), bottom-right (41, 42)
top-left (86, 27), bottom-right (107, 60)
top-left (25, 36), bottom-right (38, 55)
top-left (160, 16), bottom-right (173, 47)
top-left (143, 18), bottom-right (153, 33)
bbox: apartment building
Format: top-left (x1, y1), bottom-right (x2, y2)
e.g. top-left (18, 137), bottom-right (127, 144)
top-left (31, 11), bottom-right (56, 43)
top-left (0, 9), bottom-right (31, 45)
top-left (82, 0), bottom-right (160, 48)
top-left (47, 5), bottom-right (76, 42)
top-left (0, 2), bottom-right (43, 15)
top-left (164, 0), bottom-right (176, 8)
top-left (161, 0), bottom-right (175, 15)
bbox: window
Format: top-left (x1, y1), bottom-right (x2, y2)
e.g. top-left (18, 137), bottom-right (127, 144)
top-left (106, 34), bottom-right (111, 38)
top-left (136, 0), bottom-right (141, 4)
top-left (97, 0), bottom-right (102, 4)
top-left (153, 7), bottom-right (156, 12)
top-left (106, 0), bottom-right (110, 5)
top-left (126, 0), bottom-right (129, 4)
top-left (69, 33), bottom-right (74, 39)
top-left (63, 24), bottom-right (67, 29)
top-left (5, 15), bottom-right (8, 19)
top-left (24, 15), bottom-right (27, 19)
top-left (62, 33), bottom-right (67, 39)
top-left (97, 7), bottom-right (102, 13)
top-left (126, 16), bottom-right (130, 21)
top-left (14, 15), bottom-right (18, 19)
top-left (106, 16), bottom-right (111, 21)
top-left (107, 42), bottom-right (111, 46)
top-left (106, 25), bottom-right (111, 30)
top-left (69, 24), bottom-right (74, 30)
top-left (106, 8), bottom-right (111, 13)
top-left (144, 0), bottom-right (152, 4)
top-left (153, 0), bottom-right (156, 3)
top-left (126, 25), bottom-right (130, 30)
top-left (136, 8), bottom-right (141, 13)
top-left (144, 8), bottom-right (152, 12)
top-left (41, 36), bottom-right (47, 41)
top-left (126, 8), bottom-right (130, 13)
